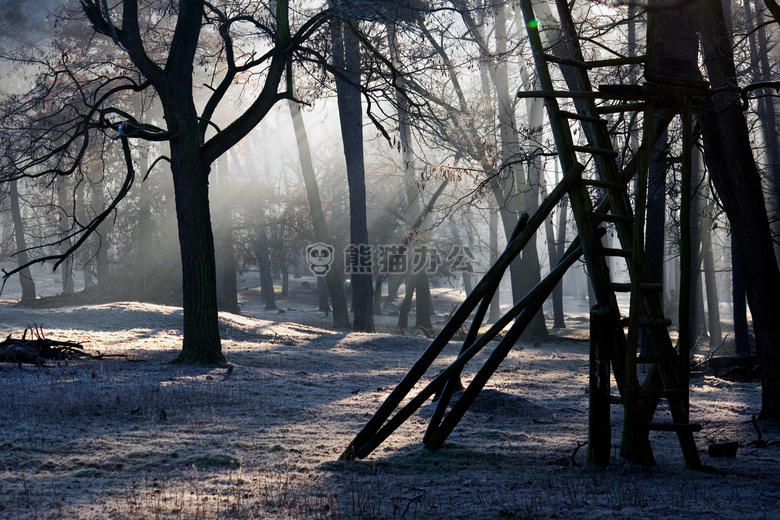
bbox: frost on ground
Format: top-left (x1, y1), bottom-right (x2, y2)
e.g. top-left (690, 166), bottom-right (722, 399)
top-left (1, 279), bottom-right (779, 519)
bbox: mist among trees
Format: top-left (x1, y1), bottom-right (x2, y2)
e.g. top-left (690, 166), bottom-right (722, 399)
top-left (3, 2), bottom-right (780, 512)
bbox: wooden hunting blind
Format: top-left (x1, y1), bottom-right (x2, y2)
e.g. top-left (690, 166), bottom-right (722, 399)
top-left (342, 0), bottom-right (708, 469)
top-left (646, 0), bottom-right (702, 85)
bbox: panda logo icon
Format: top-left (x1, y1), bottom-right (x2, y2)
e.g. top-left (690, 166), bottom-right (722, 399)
top-left (306, 243), bottom-right (334, 276)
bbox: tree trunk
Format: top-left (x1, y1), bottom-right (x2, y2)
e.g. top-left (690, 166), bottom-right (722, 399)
top-left (281, 263), bottom-right (289, 298)
top-left (164, 100), bottom-right (224, 364)
top-left (746, 0), bottom-right (780, 265)
top-left (730, 233), bottom-right (750, 355)
top-left (89, 171), bottom-right (111, 294)
top-left (398, 276), bottom-right (414, 329)
top-left (550, 157), bottom-right (568, 328)
top-left (288, 98), bottom-right (350, 327)
top-left (488, 210), bottom-right (501, 323)
top-left (689, 146), bottom-right (707, 343)
top-left (133, 145), bottom-right (153, 300)
top-left (75, 180), bottom-right (91, 289)
top-left (373, 276), bottom-right (383, 315)
top-left (332, 18), bottom-right (374, 333)
top-left (9, 180), bottom-right (36, 302)
top-left (57, 175), bottom-right (74, 295)
top-left (415, 272), bottom-right (433, 329)
top-left (449, 219), bottom-right (477, 300)
top-left (702, 216), bottom-right (722, 348)
top-left (213, 156), bottom-right (239, 314)
top-left (254, 227), bottom-right (276, 311)
top-left (389, 22), bottom-right (435, 330)
top-left (541, 166), bottom-right (566, 329)
top-left (494, 3), bottom-right (545, 337)
top-left (698, 0), bottom-right (780, 417)
top-left (317, 276), bottom-right (330, 314)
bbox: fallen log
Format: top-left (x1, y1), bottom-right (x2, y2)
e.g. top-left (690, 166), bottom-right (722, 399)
top-left (708, 353), bottom-right (757, 369)
top-left (0, 327), bottom-right (89, 365)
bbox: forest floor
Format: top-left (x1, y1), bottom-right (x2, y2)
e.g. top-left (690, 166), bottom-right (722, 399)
top-left (1, 270), bottom-right (779, 519)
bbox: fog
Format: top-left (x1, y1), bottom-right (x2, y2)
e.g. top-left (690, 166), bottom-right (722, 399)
top-left (0, 0), bottom-right (747, 350)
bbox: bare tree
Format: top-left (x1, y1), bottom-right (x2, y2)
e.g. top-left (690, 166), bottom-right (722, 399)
top-left (1, 1), bottom-right (334, 363)
top-left (698, 0), bottom-right (780, 418)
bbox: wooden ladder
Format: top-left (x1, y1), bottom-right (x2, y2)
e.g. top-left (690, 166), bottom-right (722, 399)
top-left (519, 0), bottom-right (701, 468)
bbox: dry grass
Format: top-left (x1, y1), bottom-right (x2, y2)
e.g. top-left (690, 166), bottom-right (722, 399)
top-left (0, 282), bottom-right (779, 518)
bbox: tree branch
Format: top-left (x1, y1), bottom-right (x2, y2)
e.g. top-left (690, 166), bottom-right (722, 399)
top-left (1, 136), bottom-right (136, 289)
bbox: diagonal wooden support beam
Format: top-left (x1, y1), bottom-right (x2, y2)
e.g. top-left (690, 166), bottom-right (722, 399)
top-left (350, 238), bottom-right (589, 459)
top-left (339, 162), bottom-right (585, 460)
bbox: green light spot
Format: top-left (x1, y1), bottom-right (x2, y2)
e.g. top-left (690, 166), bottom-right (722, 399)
top-left (528, 19), bottom-right (539, 28)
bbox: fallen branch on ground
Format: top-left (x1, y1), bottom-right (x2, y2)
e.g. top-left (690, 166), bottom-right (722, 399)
top-left (0, 326), bottom-right (91, 365)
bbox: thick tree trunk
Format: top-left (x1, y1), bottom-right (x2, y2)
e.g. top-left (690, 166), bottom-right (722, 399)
top-left (170, 157), bottom-right (224, 363)
top-left (332, 19), bottom-right (374, 333)
top-left (9, 180), bottom-right (36, 302)
top-left (164, 103), bottom-right (224, 363)
top-left (746, 0), bottom-right (780, 264)
top-left (698, 0), bottom-right (780, 418)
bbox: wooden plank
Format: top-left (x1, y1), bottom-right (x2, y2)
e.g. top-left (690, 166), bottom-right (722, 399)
top-left (588, 304), bottom-right (614, 466)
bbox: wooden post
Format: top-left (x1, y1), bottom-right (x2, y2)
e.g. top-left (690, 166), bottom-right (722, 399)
top-left (622, 100), bottom-right (654, 465)
top-left (589, 304), bottom-right (614, 466)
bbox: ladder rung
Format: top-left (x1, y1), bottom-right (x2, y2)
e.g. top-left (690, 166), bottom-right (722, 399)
top-left (610, 282), bottom-right (664, 292)
top-left (559, 110), bottom-right (606, 124)
top-left (543, 54), bottom-right (647, 70)
top-left (636, 355), bottom-right (679, 364)
top-left (601, 248), bottom-right (632, 258)
top-left (589, 55), bottom-right (647, 68)
top-left (582, 178), bottom-right (625, 190)
top-left (542, 53), bottom-right (588, 69)
top-left (638, 388), bottom-right (687, 398)
top-left (644, 422), bottom-right (702, 433)
top-left (571, 145), bottom-right (619, 157)
top-left (597, 103), bottom-right (645, 114)
top-left (588, 212), bottom-right (633, 225)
